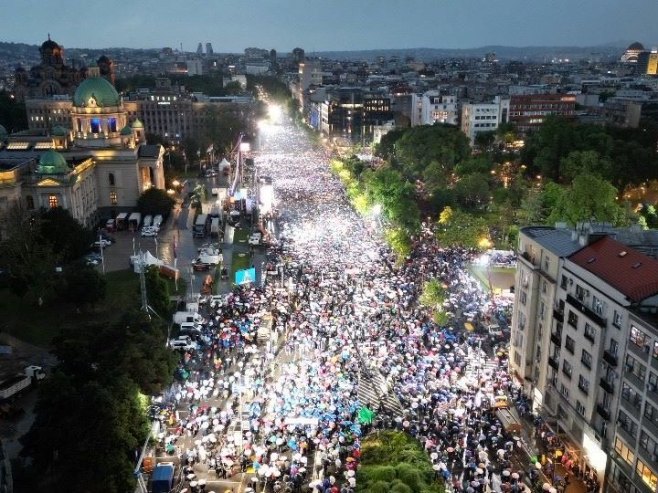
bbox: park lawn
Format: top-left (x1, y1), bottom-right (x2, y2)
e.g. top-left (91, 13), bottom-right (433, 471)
top-left (233, 227), bottom-right (250, 244)
top-left (0, 269), bottom-right (146, 348)
top-left (231, 251), bottom-right (253, 282)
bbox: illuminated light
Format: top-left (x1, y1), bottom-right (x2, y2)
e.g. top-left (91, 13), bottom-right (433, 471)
top-left (372, 203), bottom-right (382, 215)
top-left (582, 433), bottom-right (607, 476)
top-left (478, 237), bottom-right (493, 250)
top-left (167, 189), bottom-right (175, 195)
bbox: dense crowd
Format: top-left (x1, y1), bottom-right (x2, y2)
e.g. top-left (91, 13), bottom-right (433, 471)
top-left (148, 121), bottom-right (563, 493)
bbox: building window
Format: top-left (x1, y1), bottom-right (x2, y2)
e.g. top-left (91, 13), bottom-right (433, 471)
top-left (649, 373), bottom-right (658, 393)
top-left (25, 195), bottom-right (34, 210)
top-left (630, 325), bottom-right (651, 353)
top-left (584, 323), bottom-right (595, 343)
top-left (581, 350), bottom-right (592, 370)
top-left (613, 310), bottom-right (623, 328)
top-left (592, 295), bottom-right (605, 316)
top-left (565, 335), bottom-right (575, 354)
top-left (561, 275), bottom-right (568, 289)
top-left (543, 256), bottom-right (550, 272)
top-left (48, 195), bottom-right (58, 208)
top-left (542, 281), bottom-right (547, 294)
top-left (563, 360), bottom-right (572, 379)
top-left (109, 173), bottom-right (115, 186)
top-left (576, 401), bottom-right (585, 416)
top-left (618, 410), bottom-right (638, 437)
top-left (560, 383), bottom-right (569, 398)
top-left (635, 459), bottom-right (658, 491)
top-left (622, 382), bottom-right (642, 409)
top-left (614, 437), bottom-right (635, 465)
top-left (568, 311), bottom-right (578, 328)
top-left (578, 375), bottom-right (590, 395)
top-left (110, 191), bottom-right (118, 206)
top-left (626, 355), bottom-right (647, 382)
top-left (645, 402), bottom-right (658, 424)
top-left (91, 117), bottom-right (102, 134)
top-left (520, 291), bottom-right (527, 305)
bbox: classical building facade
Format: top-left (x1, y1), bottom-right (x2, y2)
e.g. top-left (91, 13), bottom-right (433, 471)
top-left (0, 75), bottom-right (164, 230)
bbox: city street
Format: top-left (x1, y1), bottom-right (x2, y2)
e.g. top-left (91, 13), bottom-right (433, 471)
top-left (144, 116), bottom-right (591, 493)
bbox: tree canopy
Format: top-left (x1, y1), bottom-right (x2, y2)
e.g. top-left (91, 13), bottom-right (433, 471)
top-left (137, 188), bottom-right (175, 218)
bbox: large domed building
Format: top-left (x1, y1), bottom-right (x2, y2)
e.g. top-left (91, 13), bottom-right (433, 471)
top-left (13, 35), bottom-right (87, 102)
top-left (0, 67), bottom-right (164, 229)
top-left (621, 41), bottom-right (647, 63)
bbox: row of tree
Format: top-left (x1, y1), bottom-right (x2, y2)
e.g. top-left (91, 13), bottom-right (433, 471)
top-left (19, 302), bottom-right (177, 492)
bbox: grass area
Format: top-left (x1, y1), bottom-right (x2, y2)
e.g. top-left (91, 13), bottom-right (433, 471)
top-left (0, 268), bottom-right (183, 348)
top-left (233, 227), bottom-right (250, 244)
top-left (231, 250), bottom-right (253, 284)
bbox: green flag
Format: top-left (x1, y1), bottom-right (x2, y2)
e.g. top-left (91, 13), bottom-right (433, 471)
top-left (358, 406), bottom-right (376, 425)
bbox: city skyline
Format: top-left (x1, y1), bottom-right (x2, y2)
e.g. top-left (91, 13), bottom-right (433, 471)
top-left (1, 0), bottom-right (657, 53)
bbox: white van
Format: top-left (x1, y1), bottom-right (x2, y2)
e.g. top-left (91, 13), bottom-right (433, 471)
top-left (173, 311), bottom-right (204, 325)
top-left (180, 322), bottom-right (203, 333)
top-left (143, 215), bottom-right (153, 228)
top-left (153, 214), bottom-right (163, 229)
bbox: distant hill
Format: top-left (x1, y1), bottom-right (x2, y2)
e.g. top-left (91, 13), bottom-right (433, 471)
top-left (0, 40), bottom-right (649, 68)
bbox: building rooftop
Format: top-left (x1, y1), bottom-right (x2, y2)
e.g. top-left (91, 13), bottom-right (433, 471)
top-left (521, 226), bottom-right (583, 257)
top-left (569, 236), bottom-right (658, 303)
top-left (138, 145), bottom-right (161, 158)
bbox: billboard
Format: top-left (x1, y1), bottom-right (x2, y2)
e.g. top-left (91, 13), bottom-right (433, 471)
top-left (235, 267), bottom-right (256, 285)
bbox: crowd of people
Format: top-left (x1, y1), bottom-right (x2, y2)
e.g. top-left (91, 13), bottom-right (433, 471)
top-left (147, 121), bottom-right (577, 493)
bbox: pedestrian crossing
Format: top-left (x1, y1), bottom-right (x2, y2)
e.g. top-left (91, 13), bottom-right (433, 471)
top-left (358, 367), bottom-right (405, 418)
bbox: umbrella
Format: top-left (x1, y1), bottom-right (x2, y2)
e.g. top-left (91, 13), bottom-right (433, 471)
top-left (357, 406), bottom-right (376, 425)
top-left (511, 472), bottom-right (520, 480)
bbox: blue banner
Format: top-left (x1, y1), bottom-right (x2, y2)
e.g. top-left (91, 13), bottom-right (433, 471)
top-left (235, 267), bottom-right (256, 285)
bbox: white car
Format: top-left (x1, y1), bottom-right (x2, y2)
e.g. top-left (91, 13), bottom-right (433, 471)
top-left (153, 215), bottom-right (163, 229)
top-left (141, 226), bottom-right (158, 237)
top-left (169, 337), bottom-right (197, 351)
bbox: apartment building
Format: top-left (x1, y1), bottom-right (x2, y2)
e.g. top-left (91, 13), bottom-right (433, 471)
top-left (420, 92), bottom-right (459, 126)
top-left (509, 93), bottom-right (576, 133)
top-left (460, 96), bottom-right (510, 144)
top-left (510, 226), bottom-right (658, 493)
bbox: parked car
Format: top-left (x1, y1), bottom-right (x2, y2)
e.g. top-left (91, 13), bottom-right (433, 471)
top-left (168, 336), bottom-right (197, 352)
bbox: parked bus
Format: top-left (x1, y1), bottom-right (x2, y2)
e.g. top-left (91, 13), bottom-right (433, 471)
top-left (193, 214), bottom-right (209, 238)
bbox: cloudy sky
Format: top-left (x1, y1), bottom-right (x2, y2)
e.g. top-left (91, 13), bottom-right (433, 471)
top-left (3, 0), bottom-right (657, 52)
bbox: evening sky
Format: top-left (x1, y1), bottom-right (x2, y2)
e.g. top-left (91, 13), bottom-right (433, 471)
top-left (2, 0), bottom-right (657, 52)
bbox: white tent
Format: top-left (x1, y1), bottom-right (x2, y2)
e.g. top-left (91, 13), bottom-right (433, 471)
top-left (219, 158), bottom-right (230, 170)
top-left (131, 250), bottom-right (163, 273)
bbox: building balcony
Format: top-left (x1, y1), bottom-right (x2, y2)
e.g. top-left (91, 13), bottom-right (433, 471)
top-left (519, 250), bottom-right (539, 268)
top-left (550, 333), bottom-right (562, 346)
top-left (596, 404), bottom-right (610, 421)
top-left (566, 294), bottom-right (606, 327)
top-left (548, 356), bottom-right (559, 370)
top-left (603, 350), bottom-right (618, 367)
top-left (553, 309), bottom-right (564, 323)
top-left (600, 378), bottom-right (614, 394)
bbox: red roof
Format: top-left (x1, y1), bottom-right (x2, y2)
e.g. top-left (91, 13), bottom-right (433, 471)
top-left (569, 236), bottom-right (658, 303)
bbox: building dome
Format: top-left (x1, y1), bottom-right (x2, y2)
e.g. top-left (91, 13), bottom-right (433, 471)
top-left (628, 41), bottom-right (645, 51)
top-left (73, 76), bottom-right (120, 107)
top-left (120, 125), bottom-right (133, 136)
top-left (41, 37), bottom-right (61, 52)
top-left (38, 149), bottom-right (69, 174)
top-left (51, 125), bottom-right (68, 137)
top-left (131, 118), bottom-right (144, 129)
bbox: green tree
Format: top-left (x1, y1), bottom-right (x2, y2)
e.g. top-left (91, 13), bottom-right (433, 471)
top-left (39, 206), bottom-right (94, 263)
top-left (560, 150), bottom-right (613, 184)
top-left (547, 173), bottom-right (627, 226)
top-left (0, 201), bottom-right (59, 303)
top-left (435, 207), bottom-right (490, 250)
top-left (144, 265), bottom-right (171, 317)
top-left (453, 173), bottom-right (490, 210)
top-left (0, 90), bottom-right (28, 132)
top-left (137, 188), bottom-right (175, 217)
top-left (362, 167), bottom-right (420, 233)
top-left (474, 131), bottom-right (495, 152)
top-left (62, 262), bottom-right (107, 306)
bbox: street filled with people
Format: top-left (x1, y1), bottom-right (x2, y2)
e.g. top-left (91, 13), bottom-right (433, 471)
top-left (146, 119), bottom-right (593, 493)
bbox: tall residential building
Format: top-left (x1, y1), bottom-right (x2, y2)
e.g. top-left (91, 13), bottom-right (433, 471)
top-left (510, 225), bottom-right (658, 493)
top-left (460, 96), bottom-right (510, 144)
top-left (196, 43), bottom-right (203, 55)
top-left (205, 42), bottom-right (213, 55)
